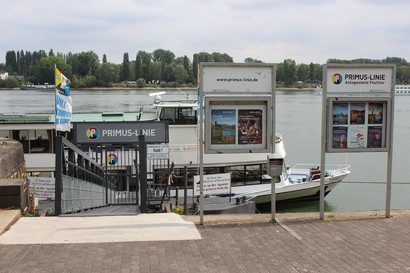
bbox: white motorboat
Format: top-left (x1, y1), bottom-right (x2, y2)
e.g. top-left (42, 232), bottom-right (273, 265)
top-left (141, 93), bottom-right (351, 204)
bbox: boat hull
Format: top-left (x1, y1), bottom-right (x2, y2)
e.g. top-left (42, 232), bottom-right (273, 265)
top-left (230, 173), bottom-right (348, 204)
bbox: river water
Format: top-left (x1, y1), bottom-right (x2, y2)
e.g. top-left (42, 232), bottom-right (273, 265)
top-left (1, 88), bottom-right (409, 212)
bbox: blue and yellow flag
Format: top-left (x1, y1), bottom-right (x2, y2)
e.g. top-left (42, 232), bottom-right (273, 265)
top-left (55, 67), bottom-right (72, 132)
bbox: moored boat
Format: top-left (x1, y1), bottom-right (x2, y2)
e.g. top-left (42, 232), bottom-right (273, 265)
top-left (142, 93), bottom-right (351, 204)
top-left (20, 83), bottom-right (55, 90)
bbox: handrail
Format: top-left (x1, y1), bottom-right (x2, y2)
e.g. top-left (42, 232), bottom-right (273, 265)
top-left (291, 163), bottom-right (351, 171)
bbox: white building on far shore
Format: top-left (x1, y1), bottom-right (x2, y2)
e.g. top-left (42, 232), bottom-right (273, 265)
top-left (0, 71), bottom-right (8, 80)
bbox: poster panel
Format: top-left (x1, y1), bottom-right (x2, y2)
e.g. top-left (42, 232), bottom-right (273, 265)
top-left (211, 109), bottom-right (236, 145)
top-left (238, 109), bottom-right (263, 145)
top-left (327, 97), bottom-right (390, 152)
top-left (204, 97), bottom-right (270, 154)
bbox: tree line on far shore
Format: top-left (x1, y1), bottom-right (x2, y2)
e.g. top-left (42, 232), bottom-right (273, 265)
top-left (0, 49), bottom-right (409, 89)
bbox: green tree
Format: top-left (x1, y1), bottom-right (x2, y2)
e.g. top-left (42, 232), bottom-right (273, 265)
top-left (97, 62), bottom-right (120, 86)
top-left (137, 51), bottom-right (152, 81)
top-left (397, 65), bottom-right (410, 83)
top-left (76, 51), bottom-right (99, 77)
top-left (152, 49), bottom-right (175, 64)
top-left (174, 64), bottom-right (189, 84)
top-left (183, 55), bottom-right (191, 83)
top-left (136, 78), bottom-right (146, 87)
top-left (244, 57), bottom-right (263, 63)
top-left (309, 62), bottom-right (315, 82)
top-left (283, 59), bottom-right (297, 85)
top-left (5, 51), bottom-right (17, 72)
top-left (211, 52), bottom-right (233, 62)
top-left (150, 62), bottom-right (162, 83)
top-left (276, 63), bottom-right (284, 83)
top-left (297, 63), bottom-right (309, 82)
top-left (120, 52), bottom-right (131, 81)
top-left (33, 56), bottom-right (71, 84)
top-left (102, 54), bottom-right (107, 64)
top-left (135, 53), bottom-right (143, 80)
top-left (0, 77), bottom-right (20, 88)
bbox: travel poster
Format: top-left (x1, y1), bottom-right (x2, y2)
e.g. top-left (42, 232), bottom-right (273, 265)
top-left (333, 102), bottom-right (348, 125)
top-left (367, 126), bottom-right (383, 148)
top-left (211, 109), bottom-right (236, 145)
top-left (368, 102), bottom-right (384, 124)
top-left (350, 103), bottom-right (365, 124)
top-left (238, 109), bottom-right (262, 145)
top-left (332, 126), bottom-right (348, 149)
top-left (347, 126), bottom-right (365, 148)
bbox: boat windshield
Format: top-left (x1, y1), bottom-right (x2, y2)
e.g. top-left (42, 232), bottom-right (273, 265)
top-left (159, 107), bottom-right (197, 125)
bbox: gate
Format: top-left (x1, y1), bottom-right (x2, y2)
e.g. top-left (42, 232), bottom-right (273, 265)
top-left (80, 138), bottom-right (170, 210)
top-left (72, 121), bottom-right (170, 213)
top-left (83, 144), bottom-right (139, 205)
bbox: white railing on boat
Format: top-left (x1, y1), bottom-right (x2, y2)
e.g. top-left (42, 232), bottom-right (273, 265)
top-left (290, 164), bottom-right (351, 172)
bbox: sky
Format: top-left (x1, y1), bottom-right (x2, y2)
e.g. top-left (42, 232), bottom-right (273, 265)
top-left (1, 0), bottom-right (410, 65)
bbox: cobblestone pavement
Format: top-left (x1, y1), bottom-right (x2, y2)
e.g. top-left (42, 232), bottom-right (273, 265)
top-left (1, 211), bottom-right (410, 272)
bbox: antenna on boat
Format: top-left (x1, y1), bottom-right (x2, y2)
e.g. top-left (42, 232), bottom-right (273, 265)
top-left (149, 91), bottom-right (166, 103)
top-left (178, 89), bottom-right (190, 100)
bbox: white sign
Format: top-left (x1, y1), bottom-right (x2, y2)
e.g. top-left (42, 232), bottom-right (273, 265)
top-left (202, 64), bottom-right (274, 94)
top-left (147, 144), bottom-right (169, 159)
top-left (326, 66), bottom-right (393, 93)
top-left (28, 176), bottom-right (55, 199)
top-left (193, 173), bottom-right (231, 196)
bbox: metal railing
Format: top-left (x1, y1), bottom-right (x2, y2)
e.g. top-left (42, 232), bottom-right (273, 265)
top-left (55, 136), bottom-right (114, 215)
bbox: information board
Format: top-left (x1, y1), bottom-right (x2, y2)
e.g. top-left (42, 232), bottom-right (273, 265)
top-left (327, 98), bottom-right (390, 152)
top-left (324, 64), bottom-right (395, 153)
top-left (204, 96), bottom-right (271, 153)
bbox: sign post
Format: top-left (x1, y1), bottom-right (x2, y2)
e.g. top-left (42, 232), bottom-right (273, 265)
top-left (200, 63), bottom-right (276, 224)
top-left (322, 64), bottom-right (395, 219)
top-left (268, 154), bottom-right (283, 220)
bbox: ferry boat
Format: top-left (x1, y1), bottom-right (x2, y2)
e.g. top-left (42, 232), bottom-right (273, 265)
top-left (0, 94), bottom-right (350, 204)
top-left (20, 83), bottom-right (55, 90)
top-left (139, 94), bottom-right (350, 204)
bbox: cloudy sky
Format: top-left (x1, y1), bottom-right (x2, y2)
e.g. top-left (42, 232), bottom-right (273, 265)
top-left (1, 0), bottom-right (409, 65)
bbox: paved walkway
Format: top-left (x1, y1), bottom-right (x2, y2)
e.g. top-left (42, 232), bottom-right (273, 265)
top-left (1, 210), bottom-right (410, 272)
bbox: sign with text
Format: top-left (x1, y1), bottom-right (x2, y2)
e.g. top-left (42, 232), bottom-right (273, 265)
top-left (202, 64), bottom-right (274, 94)
top-left (73, 121), bottom-right (168, 144)
top-left (193, 173), bottom-right (231, 196)
top-left (268, 156), bottom-right (283, 176)
top-left (147, 144), bottom-right (169, 159)
top-left (325, 64), bottom-right (394, 94)
top-left (28, 176), bottom-right (55, 199)
top-left (324, 64), bottom-right (395, 153)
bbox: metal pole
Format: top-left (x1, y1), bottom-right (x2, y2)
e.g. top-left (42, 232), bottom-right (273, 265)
top-left (54, 135), bottom-right (62, 216)
top-left (199, 64), bottom-right (204, 225)
top-left (271, 176), bottom-right (276, 221)
top-left (386, 67), bottom-right (396, 218)
top-left (320, 68), bottom-right (327, 220)
top-left (138, 135), bottom-right (147, 213)
top-left (184, 165), bottom-right (188, 216)
top-left (271, 65), bottom-right (277, 222)
top-left (386, 151), bottom-right (392, 218)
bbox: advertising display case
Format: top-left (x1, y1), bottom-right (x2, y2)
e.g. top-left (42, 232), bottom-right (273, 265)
top-left (321, 63), bottom-right (396, 219)
top-left (204, 96), bottom-right (271, 154)
top-left (327, 97), bottom-right (391, 152)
